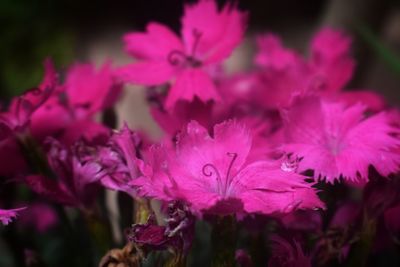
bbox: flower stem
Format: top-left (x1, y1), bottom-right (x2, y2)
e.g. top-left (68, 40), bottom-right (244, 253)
top-left (211, 215), bottom-right (237, 267)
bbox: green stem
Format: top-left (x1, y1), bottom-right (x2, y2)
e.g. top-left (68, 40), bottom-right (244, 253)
top-left (345, 209), bottom-right (376, 267)
top-left (211, 216), bottom-right (237, 267)
top-left (134, 198), bottom-right (151, 224)
top-left (83, 209), bottom-right (113, 257)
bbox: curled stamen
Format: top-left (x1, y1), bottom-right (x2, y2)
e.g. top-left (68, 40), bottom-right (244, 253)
top-left (202, 163), bottom-right (221, 178)
top-left (202, 163), bottom-right (223, 193)
top-left (191, 29), bottom-right (203, 57)
top-left (226, 152), bottom-right (238, 179)
top-left (186, 56), bottom-right (202, 68)
top-left (167, 29), bottom-right (204, 68)
top-left (224, 152), bottom-right (238, 194)
top-left (167, 50), bottom-right (187, 66)
top-left (202, 152), bottom-right (239, 196)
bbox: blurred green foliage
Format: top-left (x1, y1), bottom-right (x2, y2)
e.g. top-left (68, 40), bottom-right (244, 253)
top-left (357, 23), bottom-right (400, 75)
top-left (0, 0), bottom-right (75, 98)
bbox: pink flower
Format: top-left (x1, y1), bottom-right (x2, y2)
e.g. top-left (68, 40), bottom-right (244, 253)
top-left (0, 207), bottom-right (26, 225)
top-left (254, 34), bottom-right (311, 109)
top-left (25, 138), bottom-right (103, 207)
top-left (384, 203), bottom-right (400, 239)
top-left (281, 97), bottom-right (400, 183)
top-left (117, 0), bottom-right (247, 109)
top-left (65, 62), bottom-right (122, 116)
top-left (235, 249), bottom-right (252, 267)
top-left (18, 203), bottom-right (58, 232)
top-left (133, 120), bottom-right (323, 215)
top-left (29, 61), bottom-right (118, 143)
top-left (0, 59), bottom-right (57, 134)
top-left (255, 34), bottom-right (299, 71)
top-left (0, 137), bottom-right (26, 177)
top-left (150, 97), bottom-right (214, 137)
top-left (96, 124), bottom-right (141, 196)
top-left (253, 28), bottom-right (386, 111)
top-left (309, 28), bottom-right (354, 93)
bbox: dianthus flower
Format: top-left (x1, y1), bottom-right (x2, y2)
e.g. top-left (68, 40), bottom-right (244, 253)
top-left (0, 207), bottom-right (26, 225)
top-left (117, 0), bottom-right (247, 109)
top-left (133, 120), bottom-right (323, 215)
top-left (254, 28), bottom-right (385, 110)
top-left (282, 97), bottom-right (400, 182)
top-left (96, 124), bottom-right (141, 196)
top-left (25, 138), bottom-right (104, 208)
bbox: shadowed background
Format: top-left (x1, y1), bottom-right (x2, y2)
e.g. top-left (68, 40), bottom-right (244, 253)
top-left (2, 0), bottom-right (400, 138)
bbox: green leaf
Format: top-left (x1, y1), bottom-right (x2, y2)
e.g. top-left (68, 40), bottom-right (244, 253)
top-left (356, 24), bottom-right (400, 74)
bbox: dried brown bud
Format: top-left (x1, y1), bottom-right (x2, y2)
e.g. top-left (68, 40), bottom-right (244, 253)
top-left (99, 243), bottom-right (141, 267)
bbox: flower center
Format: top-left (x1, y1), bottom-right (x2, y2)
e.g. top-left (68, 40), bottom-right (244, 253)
top-left (201, 152), bottom-right (238, 196)
top-left (167, 29), bottom-right (203, 68)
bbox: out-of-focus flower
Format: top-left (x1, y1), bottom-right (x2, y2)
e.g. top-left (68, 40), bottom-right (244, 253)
top-left (253, 28), bottom-right (386, 111)
top-left (363, 175), bottom-right (400, 218)
top-left (25, 138), bottom-right (103, 208)
top-left (280, 210), bottom-right (322, 232)
top-left (0, 207), bottom-right (26, 225)
top-left (117, 0), bottom-right (247, 109)
top-left (0, 59), bottom-right (57, 136)
top-left (268, 236), bottom-right (311, 267)
top-left (133, 120), bottom-right (323, 215)
top-left (235, 249), bottom-right (252, 267)
top-left (96, 124), bottom-right (141, 196)
top-left (65, 62), bottom-right (121, 115)
top-left (254, 33), bottom-right (309, 109)
top-left (0, 137), bottom-right (26, 177)
top-left (314, 202), bottom-right (360, 264)
top-left (30, 61), bottom-right (119, 144)
top-left (384, 203), bottom-right (400, 243)
top-left (309, 28), bottom-right (354, 93)
top-left (18, 203), bottom-right (58, 232)
top-left (282, 97), bottom-right (400, 183)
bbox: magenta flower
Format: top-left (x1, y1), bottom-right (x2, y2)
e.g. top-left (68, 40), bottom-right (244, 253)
top-left (64, 62), bottom-right (122, 116)
top-left (96, 124), bottom-right (141, 196)
top-left (282, 97), bottom-right (400, 183)
top-left (133, 120), bottom-right (323, 215)
top-left (25, 138), bottom-right (103, 207)
top-left (309, 28), bottom-right (354, 93)
top-left (0, 207), bottom-right (26, 225)
top-left (150, 98), bottom-right (214, 137)
top-left (253, 33), bottom-right (310, 109)
top-left (29, 61), bottom-right (119, 143)
top-left (0, 59), bottom-right (57, 135)
top-left (117, 0), bottom-right (247, 109)
top-left (384, 203), bottom-right (400, 239)
top-left (255, 33), bottom-right (300, 71)
top-left (18, 203), bottom-right (58, 232)
top-left (0, 137), bottom-right (26, 177)
top-left (254, 28), bottom-right (386, 111)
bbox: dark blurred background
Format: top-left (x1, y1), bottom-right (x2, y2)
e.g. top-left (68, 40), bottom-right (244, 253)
top-left (1, 0), bottom-right (400, 104)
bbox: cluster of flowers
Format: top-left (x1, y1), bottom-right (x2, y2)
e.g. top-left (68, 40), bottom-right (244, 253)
top-left (1, 0), bottom-right (400, 266)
